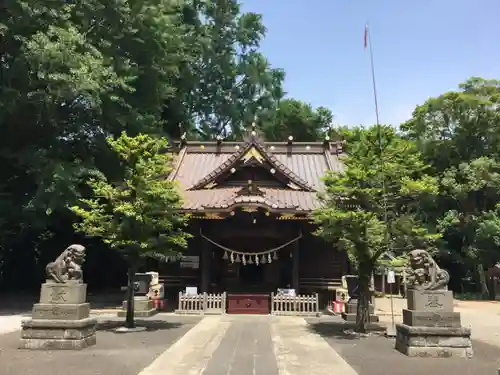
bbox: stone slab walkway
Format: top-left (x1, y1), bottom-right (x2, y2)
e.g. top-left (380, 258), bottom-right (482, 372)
top-left (139, 315), bottom-right (358, 375)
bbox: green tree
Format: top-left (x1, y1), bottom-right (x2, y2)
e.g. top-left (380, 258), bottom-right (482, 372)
top-left (166, 0), bottom-right (285, 139)
top-left (437, 157), bottom-right (500, 296)
top-left (259, 99), bottom-right (333, 142)
top-left (72, 133), bottom-right (191, 328)
top-left (402, 77), bottom-right (500, 172)
top-left (402, 77), bottom-right (500, 294)
top-left (313, 126), bottom-right (439, 332)
top-left (0, 0), bottom-right (191, 287)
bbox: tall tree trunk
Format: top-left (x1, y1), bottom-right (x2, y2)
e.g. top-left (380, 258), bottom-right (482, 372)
top-left (125, 261), bottom-right (138, 329)
top-left (476, 263), bottom-right (489, 298)
top-left (355, 275), bottom-right (371, 333)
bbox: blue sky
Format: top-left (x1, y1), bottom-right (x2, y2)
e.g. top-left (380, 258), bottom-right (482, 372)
top-left (240, 0), bottom-right (500, 127)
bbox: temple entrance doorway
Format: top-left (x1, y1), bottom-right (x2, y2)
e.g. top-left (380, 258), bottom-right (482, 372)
top-left (239, 262), bottom-right (264, 287)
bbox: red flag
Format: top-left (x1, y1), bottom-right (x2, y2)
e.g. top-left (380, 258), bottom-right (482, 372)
top-left (364, 24), bottom-right (368, 49)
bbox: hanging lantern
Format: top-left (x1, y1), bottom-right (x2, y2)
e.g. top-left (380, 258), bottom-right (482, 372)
top-left (235, 254), bottom-right (241, 263)
top-left (268, 253), bottom-right (272, 263)
top-left (255, 255), bottom-right (259, 265)
top-left (230, 253), bottom-right (235, 263)
top-left (248, 256), bottom-right (254, 264)
top-left (261, 255), bottom-right (266, 264)
top-left (273, 252), bottom-right (278, 260)
top-left (242, 255), bottom-right (246, 265)
top-left (223, 251), bottom-right (228, 260)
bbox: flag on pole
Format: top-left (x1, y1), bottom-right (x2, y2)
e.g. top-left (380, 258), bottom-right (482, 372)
top-left (364, 24), bottom-right (368, 49)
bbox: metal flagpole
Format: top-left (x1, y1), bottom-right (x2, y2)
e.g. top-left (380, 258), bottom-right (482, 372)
top-left (366, 22), bottom-right (395, 335)
top-left (366, 23), bottom-right (381, 137)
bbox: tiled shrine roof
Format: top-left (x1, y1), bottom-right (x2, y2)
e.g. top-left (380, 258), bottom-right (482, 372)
top-left (168, 132), bottom-right (345, 213)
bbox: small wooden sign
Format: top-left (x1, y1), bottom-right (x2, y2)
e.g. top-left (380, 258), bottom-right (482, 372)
top-left (387, 270), bottom-right (396, 284)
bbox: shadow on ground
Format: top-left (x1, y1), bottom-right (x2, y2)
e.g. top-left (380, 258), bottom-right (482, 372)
top-left (0, 315), bottom-right (202, 375)
top-left (308, 318), bottom-right (500, 375)
top-left (96, 319), bottom-right (182, 332)
top-left (307, 318), bottom-right (386, 340)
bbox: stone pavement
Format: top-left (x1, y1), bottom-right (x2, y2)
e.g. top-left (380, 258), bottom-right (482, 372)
top-left (0, 313), bottom-right (359, 375)
top-left (139, 315), bottom-right (357, 375)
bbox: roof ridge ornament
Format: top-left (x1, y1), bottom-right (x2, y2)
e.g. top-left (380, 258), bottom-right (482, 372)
top-left (236, 180), bottom-right (264, 196)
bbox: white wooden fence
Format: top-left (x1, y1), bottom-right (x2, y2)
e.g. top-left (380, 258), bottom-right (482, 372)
top-left (176, 292), bottom-right (226, 315)
top-left (271, 293), bottom-right (319, 316)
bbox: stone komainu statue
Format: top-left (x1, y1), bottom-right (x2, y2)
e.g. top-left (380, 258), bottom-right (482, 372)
top-left (45, 244), bottom-right (86, 283)
top-left (406, 249), bottom-right (450, 291)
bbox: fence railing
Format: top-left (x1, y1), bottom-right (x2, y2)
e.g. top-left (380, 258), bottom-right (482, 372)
top-left (271, 293), bottom-right (319, 316)
top-left (176, 292), bottom-right (226, 315)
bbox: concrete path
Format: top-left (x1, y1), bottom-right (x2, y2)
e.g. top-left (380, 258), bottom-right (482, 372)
top-left (0, 314), bottom-right (26, 335)
top-left (138, 315), bottom-right (231, 375)
top-left (271, 317), bottom-right (358, 375)
top-left (138, 315), bottom-right (358, 375)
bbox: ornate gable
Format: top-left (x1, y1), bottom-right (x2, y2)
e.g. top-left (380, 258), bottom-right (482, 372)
top-left (200, 180), bottom-right (298, 211)
top-left (188, 131), bottom-right (315, 192)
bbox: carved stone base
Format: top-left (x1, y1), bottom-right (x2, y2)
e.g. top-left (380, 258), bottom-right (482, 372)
top-left (342, 299), bottom-right (378, 322)
top-left (118, 297), bottom-right (157, 318)
top-left (40, 281), bottom-right (87, 305)
top-left (395, 323), bottom-right (473, 358)
top-left (341, 312), bottom-right (379, 323)
top-left (19, 317), bottom-right (97, 350)
top-left (402, 309), bottom-right (461, 328)
top-left (19, 335), bottom-right (96, 350)
top-left (406, 289), bottom-right (454, 311)
top-left (345, 299), bottom-right (375, 315)
top-left (117, 309), bottom-right (157, 318)
top-left (19, 282), bottom-right (96, 350)
top-left (32, 303), bottom-right (90, 320)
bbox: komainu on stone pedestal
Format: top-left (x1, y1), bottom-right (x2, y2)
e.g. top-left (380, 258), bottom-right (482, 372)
top-left (19, 244), bottom-right (97, 350)
top-left (395, 249), bottom-right (473, 358)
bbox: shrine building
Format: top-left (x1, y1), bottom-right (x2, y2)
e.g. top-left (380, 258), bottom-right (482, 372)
top-left (157, 126), bottom-right (350, 311)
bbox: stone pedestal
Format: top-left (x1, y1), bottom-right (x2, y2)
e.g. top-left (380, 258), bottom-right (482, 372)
top-left (19, 281), bottom-right (96, 350)
top-left (341, 298), bottom-right (379, 323)
top-left (117, 296), bottom-right (157, 318)
top-left (395, 289), bottom-right (473, 358)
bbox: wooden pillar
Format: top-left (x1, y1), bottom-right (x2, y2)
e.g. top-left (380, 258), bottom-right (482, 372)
top-left (292, 239), bottom-right (300, 293)
top-left (201, 234), bottom-right (211, 293)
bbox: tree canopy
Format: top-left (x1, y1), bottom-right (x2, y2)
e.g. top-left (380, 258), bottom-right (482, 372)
top-left (71, 132), bottom-right (191, 327)
top-left (313, 126), bottom-right (439, 331)
top-left (0, 0), bottom-right (499, 307)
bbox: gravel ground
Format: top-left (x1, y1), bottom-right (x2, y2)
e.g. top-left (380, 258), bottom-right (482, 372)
top-left (308, 320), bottom-right (500, 375)
top-left (0, 315), bottom-right (201, 375)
